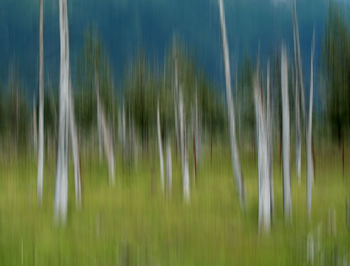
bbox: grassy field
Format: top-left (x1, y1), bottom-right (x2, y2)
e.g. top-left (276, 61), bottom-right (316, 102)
top-left (0, 145), bottom-right (349, 265)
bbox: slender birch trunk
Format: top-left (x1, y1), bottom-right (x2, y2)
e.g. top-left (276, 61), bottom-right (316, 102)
top-left (166, 139), bottom-right (172, 195)
top-left (218, 0), bottom-right (245, 208)
top-left (174, 57), bottom-right (180, 156)
top-left (179, 90), bottom-right (190, 202)
top-left (293, 22), bottom-right (302, 182)
top-left (157, 101), bottom-right (165, 192)
top-left (33, 96), bottom-right (37, 152)
top-left (37, 0), bottom-right (44, 203)
top-left (307, 30), bottom-right (315, 221)
top-left (281, 45), bottom-right (292, 222)
top-left (100, 106), bottom-right (115, 185)
top-left (254, 69), bottom-right (271, 232)
top-left (96, 73), bottom-right (115, 184)
top-left (267, 61), bottom-right (274, 217)
top-left (69, 85), bottom-right (81, 206)
top-left (54, 0), bottom-right (70, 223)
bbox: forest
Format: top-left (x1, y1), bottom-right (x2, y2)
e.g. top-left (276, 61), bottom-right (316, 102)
top-left (0, 0), bottom-right (350, 265)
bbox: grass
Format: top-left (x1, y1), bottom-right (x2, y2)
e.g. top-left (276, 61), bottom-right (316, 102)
top-left (0, 144), bottom-right (349, 265)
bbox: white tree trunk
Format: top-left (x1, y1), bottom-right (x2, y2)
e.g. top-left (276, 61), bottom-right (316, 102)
top-left (54, 0), bottom-right (70, 223)
top-left (307, 30), bottom-right (315, 220)
top-left (281, 45), bottom-right (292, 222)
top-left (292, 2), bottom-right (302, 182)
top-left (96, 73), bottom-right (103, 161)
top-left (174, 57), bottom-right (180, 156)
top-left (157, 101), bottom-right (165, 192)
top-left (100, 106), bottom-right (115, 185)
top-left (218, 0), bottom-right (245, 208)
top-left (254, 70), bottom-right (271, 232)
top-left (37, 0), bottom-right (44, 204)
top-left (96, 72), bottom-right (115, 184)
top-left (267, 61), bottom-right (274, 217)
top-left (166, 139), bottom-right (172, 195)
top-left (179, 90), bottom-right (190, 202)
top-left (69, 85), bottom-right (81, 206)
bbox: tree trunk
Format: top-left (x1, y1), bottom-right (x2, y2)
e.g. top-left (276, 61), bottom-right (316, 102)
top-left (69, 86), bottom-right (82, 206)
top-left (157, 101), bottom-right (165, 192)
top-left (179, 90), bottom-right (190, 202)
top-left (293, 25), bottom-right (302, 183)
top-left (166, 139), bottom-right (172, 196)
top-left (254, 69), bottom-right (271, 232)
top-left (37, 0), bottom-right (44, 204)
top-left (307, 30), bottom-right (315, 221)
top-left (267, 61), bottom-right (274, 218)
top-left (281, 46), bottom-right (292, 222)
top-left (54, 0), bottom-right (70, 223)
top-left (217, 0), bottom-right (245, 208)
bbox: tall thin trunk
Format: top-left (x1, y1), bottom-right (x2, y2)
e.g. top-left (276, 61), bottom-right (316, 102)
top-left (179, 90), bottom-right (190, 202)
top-left (267, 61), bottom-right (274, 217)
top-left (307, 30), bottom-right (315, 221)
top-left (254, 69), bottom-right (271, 232)
top-left (69, 84), bottom-right (81, 206)
top-left (218, 0), bottom-right (245, 208)
top-left (174, 57), bottom-right (180, 157)
top-left (37, 0), bottom-right (44, 203)
top-left (96, 73), bottom-right (115, 185)
top-left (281, 45), bottom-right (292, 222)
top-left (166, 139), bottom-right (172, 195)
top-left (157, 101), bottom-right (165, 192)
top-left (96, 73), bottom-right (102, 161)
top-left (54, 0), bottom-right (70, 223)
top-left (33, 96), bottom-right (37, 152)
top-left (293, 22), bottom-right (302, 182)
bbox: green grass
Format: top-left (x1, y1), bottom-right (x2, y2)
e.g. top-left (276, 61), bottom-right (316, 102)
top-left (0, 145), bottom-right (349, 265)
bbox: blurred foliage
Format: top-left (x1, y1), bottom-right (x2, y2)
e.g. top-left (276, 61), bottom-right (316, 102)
top-left (322, 2), bottom-right (350, 144)
top-left (76, 27), bottom-right (116, 133)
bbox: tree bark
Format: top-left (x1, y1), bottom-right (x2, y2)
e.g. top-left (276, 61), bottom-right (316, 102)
top-left (166, 139), bottom-right (172, 196)
top-left (37, 0), bottom-right (44, 204)
top-left (254, 69), bottom-right (271, 232)
top-left (218, 0), bottom-right (245, 208)
top-left (157, 101), bottom-right (165, 192)
top-left (281, 46), bottom-right (292, 222)
top-left (307, 30), bottom-right (315, 220)
top-left (54, 0), bottom-right (70, 223)
top-left (179, 90), bottom-right (190, 202)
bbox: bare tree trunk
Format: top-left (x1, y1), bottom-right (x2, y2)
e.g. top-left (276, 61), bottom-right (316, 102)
top-left (37, 0), bottom-right (44, 204)
top-left (281, 45), bottom-right (292, 222)
top-left (69, 85), bottom-right (82, 206)
top-left (166, 139), bottom-right (172, 196)
top-left (33, 96), bottom-right (37, 152)
top-left (179, 90), bottom-right (190, 202)
top-left (254, 69), bottom-right (271, 232)
top-left (293, 23), bottom-right (302, 183)
top-left (267, 61), bottom-right (274, 217)
top-left (96, 72), bottom-right (115, 184)
top-left (173, 56), bottom-right (180, 157)
top-left (157, 101), bottom-right (165, 192)
top-left (100, 106), bottom-right (115, 185)
top-left (307, 30), bottom-right (315, 221)
top-left (54, 0), bottom-right (70, 223)
top-left (217, 0), bottom-right (245, 208)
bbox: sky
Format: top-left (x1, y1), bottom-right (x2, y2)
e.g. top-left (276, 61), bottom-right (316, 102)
top-left (0, 0), bottom-right (349, 101)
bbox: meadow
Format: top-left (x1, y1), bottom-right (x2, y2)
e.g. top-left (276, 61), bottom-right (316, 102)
top-left (0, 143), bottom-right (349, 266)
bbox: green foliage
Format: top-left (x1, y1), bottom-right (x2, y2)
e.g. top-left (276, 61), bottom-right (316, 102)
top-left (76, 27), bottom-right (116, 132)
top-left (322, 2), bottom-right (350, 143)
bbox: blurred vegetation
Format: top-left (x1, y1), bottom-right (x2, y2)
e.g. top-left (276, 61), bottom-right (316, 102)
top-left (322, 2), bottom-right (350, 145)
